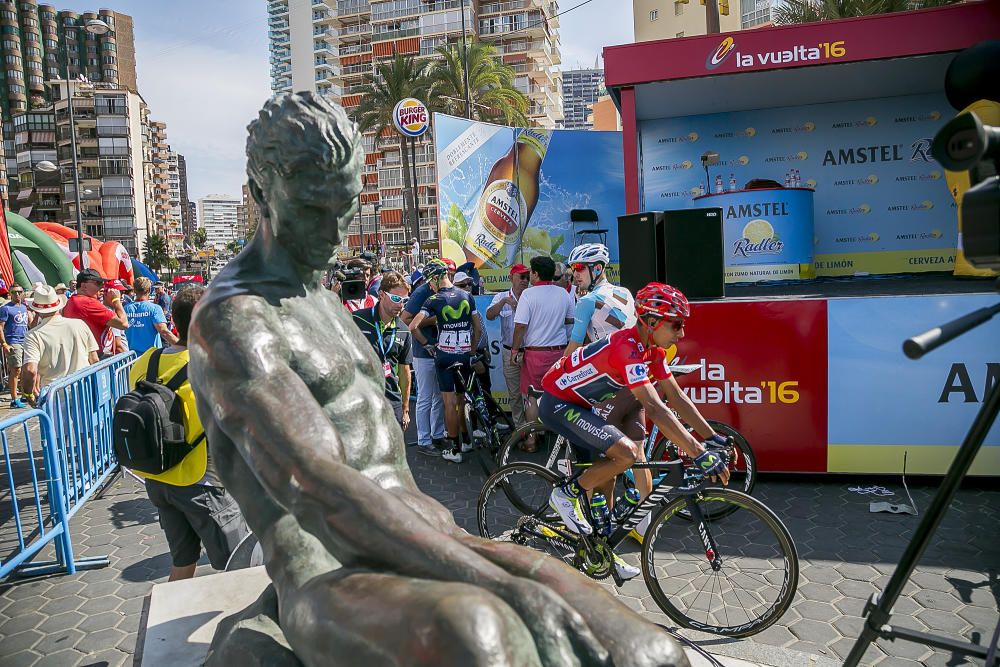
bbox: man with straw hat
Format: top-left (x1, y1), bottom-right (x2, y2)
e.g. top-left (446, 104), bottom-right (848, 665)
top-left (20, 284), bottom-right (98, 400)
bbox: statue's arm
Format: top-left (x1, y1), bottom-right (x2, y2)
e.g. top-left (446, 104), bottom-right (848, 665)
top-left (188, 298), bottom-right (514, 582)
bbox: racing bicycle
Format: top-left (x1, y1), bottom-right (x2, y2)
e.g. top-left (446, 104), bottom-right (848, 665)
top-left (448, 355), bottom-right (514, 475)
top-left (477, 457), bottom-right (798, 637)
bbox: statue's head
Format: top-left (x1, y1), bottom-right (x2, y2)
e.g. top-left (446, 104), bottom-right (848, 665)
top-left (246, 92), bottom-right (363, 270)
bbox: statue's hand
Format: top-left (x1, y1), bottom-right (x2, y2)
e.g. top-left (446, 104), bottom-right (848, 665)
top-left (495, 577), bottom-right (610, 667)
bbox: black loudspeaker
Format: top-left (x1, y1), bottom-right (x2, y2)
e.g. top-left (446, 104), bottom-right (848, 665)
top-left (662, 208), bottom-right (725, 300)
top-left (617, 211), bottom-right (665, 295)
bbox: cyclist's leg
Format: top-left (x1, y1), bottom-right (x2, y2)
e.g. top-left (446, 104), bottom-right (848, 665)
top-left (603, 391), bottom-right (652, 500)
top-left (435, 353), bottom-right (464, 451)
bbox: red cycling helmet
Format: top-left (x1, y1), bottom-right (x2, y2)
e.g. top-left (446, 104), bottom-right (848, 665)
top-left (635, 283), bottom-right (690, 319)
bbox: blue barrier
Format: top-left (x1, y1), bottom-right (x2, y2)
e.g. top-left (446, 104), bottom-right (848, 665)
top-left (0, 352), bottom-right (136, 579)
top-left (0, 409), bottom-right (75, 579)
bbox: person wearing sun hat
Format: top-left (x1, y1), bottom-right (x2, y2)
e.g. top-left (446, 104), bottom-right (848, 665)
top-left (20, 284), bottom-right (99, 400)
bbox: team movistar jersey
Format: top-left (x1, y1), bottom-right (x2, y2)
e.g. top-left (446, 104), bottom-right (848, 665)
top-left (421, 286), bottom-right (477, 354)
top-left (542, 326), bottom-right (672, 407)
top-left (569, 281), bottom-right (636, 345)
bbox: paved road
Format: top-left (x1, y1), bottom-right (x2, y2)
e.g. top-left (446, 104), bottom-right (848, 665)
top-left (1, 443), bottom-right (997, 666)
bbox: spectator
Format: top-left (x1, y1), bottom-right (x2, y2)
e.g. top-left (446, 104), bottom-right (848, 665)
top-left (344, 258), bottom-right (377, 312)
top-left (510, 256), bottom-right (575, 451)
top-left (54, 283), bottom-right (68, 300)
top-left (125, 277), bottom-right (178, 355)
top-left (129, 286), bottom-right (248, 581)
top-left (64, 268), bottom-right (128, 359)
top-left (401, 262), bottom-right (447, 455)
top-left (554, 262), bottom-right (574, 294)
top-left (351, 271), bottom-right (412, 431)
top-left (454, 271), bottom-right (491, 396)
top-left (20, 284), bottom-right (98, 400)
top-left (66, 279), bottom-right (77, 297)
top-left (0, 285), bottom-right (33, 408)
top-left (153, 282), bottom-right (173, 326)
top-left (486, 263), bottom-right (530, 428)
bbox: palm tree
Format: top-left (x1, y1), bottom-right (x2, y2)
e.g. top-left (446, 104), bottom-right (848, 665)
top-left (144, 234), bottom-right (170, 271)
top-left (353, 52), bottom-right (432, 249)
top-left (773, 0), bottom-right (958, 24)
top-left (427, 40), bottom-right (529, 127)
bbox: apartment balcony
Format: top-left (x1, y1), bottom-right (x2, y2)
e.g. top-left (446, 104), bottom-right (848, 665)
top-left (479, 0), bottom-right (543, 15)
top-left (370, 0), bottom-right (466, 21)
top-left (371, 26), bottom-right (419, 42)
top-left (340, 42), bottom-right (372, 56)
top-left (335, 0), bottom-right (369, 18)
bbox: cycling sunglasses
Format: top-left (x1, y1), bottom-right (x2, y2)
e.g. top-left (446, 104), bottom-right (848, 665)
top-left (383, 293), bottom-right (408, 305)
top-left (571, 263), bottom-right (591, 273)
top-left (647, 316), bottom-right (685, 333)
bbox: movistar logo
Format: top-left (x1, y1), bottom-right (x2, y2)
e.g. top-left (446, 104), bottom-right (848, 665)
top-left (441, 300), bottom-right (470, 321)
top-left (565, 409), bottom-right (580, 422)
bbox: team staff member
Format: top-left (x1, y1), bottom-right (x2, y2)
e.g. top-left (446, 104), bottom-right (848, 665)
top-left (129, 287), bottom-right (248, 581)
top-left (409, 260), bottom-right (481, 463)
top-left (510, 256), bottom-right (575, 451)
top-left (352, 271), bottom-right (413, 431)
top-left (486, 263), bottom-right (530, 428)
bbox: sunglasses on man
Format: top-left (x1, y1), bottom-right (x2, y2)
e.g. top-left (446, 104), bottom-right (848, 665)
top-left (383, 292), bottom-right (408, 305)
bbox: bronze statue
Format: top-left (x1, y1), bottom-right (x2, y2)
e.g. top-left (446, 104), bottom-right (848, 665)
top-left (189, 92), bottom-right (688, 667)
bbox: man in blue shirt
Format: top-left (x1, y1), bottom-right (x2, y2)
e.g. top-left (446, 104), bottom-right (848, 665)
top-left (125, 277), bottom-right (178, 354)
top-left (154, 282), bottom-right (174, 327)
top-left (0, 285), bottom-right (32, 408)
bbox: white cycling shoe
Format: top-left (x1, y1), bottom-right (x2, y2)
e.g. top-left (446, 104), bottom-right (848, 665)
top-left (548, 486), bottom-right (593, 535)
top-left (613, 553), bottom-right (641, 581)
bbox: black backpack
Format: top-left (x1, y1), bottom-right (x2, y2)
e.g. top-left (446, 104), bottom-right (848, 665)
top-left (113, 349), bottom-right (204, 474)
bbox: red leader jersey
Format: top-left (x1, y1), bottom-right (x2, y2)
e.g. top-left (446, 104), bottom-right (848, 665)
top-left (542, 326), bottom-right (673, 407)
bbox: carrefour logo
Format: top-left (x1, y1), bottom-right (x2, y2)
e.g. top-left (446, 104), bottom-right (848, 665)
top-left (392, 98), bottom-right (429, 137)
top-left (706, 37), bottom-right (736, 70)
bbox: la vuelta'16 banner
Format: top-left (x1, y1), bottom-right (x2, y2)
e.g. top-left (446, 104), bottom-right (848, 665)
top-left (434, 114), bottom-right (626, 291)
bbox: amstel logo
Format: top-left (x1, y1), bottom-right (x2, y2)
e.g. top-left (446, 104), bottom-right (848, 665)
top-left (706, 37), bottom-right (736, 70)
top-left (392, 98), bottom-right (429, 137)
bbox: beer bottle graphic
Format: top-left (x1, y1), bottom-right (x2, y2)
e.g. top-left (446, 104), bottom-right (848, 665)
top-left (464, 128), bottom-right (552, 267)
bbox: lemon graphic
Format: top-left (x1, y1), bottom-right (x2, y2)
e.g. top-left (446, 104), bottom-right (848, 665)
top-left (929, 170), bottom-right (942, 180)
top-left (806, 179), bottom-right (818, 188)
top-left (866, 116), bottom-right (877, 126)
top-left (866, 175), bottom-right (879, 184)
top-left (930, 229), bottom-right (942, 239)
top-left (929, 111), bottom-right (941, 120)
top-left (803, 121), bottom-right (815, 132)
top-left (921, 200), bottom-right (934, 210)
top-left (688, 132), bottom-right (700, 142)
top-left (681, 160), bottom-right (693, 169)
top-left (738, 155), bottom-right (750, 165)
top-left (797, 151), bottom-right (808, 160)
top-left (868, 232), bottom-right (880, 241)
top-left (441, 238), bottom-right (465, 265)
top-left (744, 127), bottom-right (756, 137)
top-left (742, 219), bottom-right (774, 243)
top-left (690, 186), bottom-right (702, 195)
top-left (859, 204), bottom-right (872, 214)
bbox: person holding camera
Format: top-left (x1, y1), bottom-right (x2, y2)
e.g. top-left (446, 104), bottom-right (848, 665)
top-left (343, 258), bottom-right (377, 312)
top-left (351, 271), bottom-right (413, 431)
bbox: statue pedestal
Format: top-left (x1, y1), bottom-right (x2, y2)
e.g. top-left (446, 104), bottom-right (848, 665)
top-left (138, 567), bottom-right (271, 667)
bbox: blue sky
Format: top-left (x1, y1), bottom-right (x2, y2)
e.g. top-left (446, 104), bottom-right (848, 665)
top-left (58, 1), bottom-right (631, 203)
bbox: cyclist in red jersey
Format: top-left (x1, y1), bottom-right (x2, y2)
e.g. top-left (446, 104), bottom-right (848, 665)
top-left (541, 283), bottom-right (730, 542)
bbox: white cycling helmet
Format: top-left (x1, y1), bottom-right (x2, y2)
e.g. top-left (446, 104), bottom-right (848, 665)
top-left (568, 243), bottom-right (610, 266)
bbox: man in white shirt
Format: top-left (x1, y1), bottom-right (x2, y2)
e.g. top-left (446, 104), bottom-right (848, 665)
top-left (510, 256), bottom-right (575, 449)
top-left (485, 263), bottom-right (531, 428)
top-left (20, 284), bottom-right (98, 398)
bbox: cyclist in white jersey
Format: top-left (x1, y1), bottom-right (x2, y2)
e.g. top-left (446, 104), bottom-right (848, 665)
top-left (564, 243), bottom-right (637, 357)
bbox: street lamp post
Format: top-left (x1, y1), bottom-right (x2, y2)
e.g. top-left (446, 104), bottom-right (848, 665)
top-left (52, 18), bottom-right (112, 269)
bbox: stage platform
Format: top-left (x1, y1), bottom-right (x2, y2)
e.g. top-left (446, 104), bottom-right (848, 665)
top-left (717, 272), bottom-right (998, 301)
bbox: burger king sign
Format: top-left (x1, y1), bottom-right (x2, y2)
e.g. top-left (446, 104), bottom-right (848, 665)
top-left (393, 98), bottom-right (429, 138)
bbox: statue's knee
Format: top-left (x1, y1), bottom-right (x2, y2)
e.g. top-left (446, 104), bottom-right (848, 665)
top-left (432, 593), bottom-right (533, 665)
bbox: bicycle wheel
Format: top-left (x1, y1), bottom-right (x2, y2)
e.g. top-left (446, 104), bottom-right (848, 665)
top-left (641, 489), bottom-right (798, 637)
top-left (477, 462), bottom-right (576, 565)
top-left (473, 393), bottom-right (515, 477)
top-left (498, 421), bottom-right (574, 471)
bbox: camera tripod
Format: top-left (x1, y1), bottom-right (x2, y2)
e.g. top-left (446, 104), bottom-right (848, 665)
top-left (843, 292), bottom-right (1000, 666)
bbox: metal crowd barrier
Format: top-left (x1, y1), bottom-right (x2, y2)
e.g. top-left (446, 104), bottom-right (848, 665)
top-left (0, 352), bottom-right (136, 579)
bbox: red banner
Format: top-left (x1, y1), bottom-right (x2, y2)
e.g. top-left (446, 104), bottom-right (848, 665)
top-left (0, 208), bottom-right (15, 291)
top-left (676, 300), bottom-right (829, 472)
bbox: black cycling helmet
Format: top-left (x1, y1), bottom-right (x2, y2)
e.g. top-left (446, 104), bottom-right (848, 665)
top-left (422, 258), bottom-right (449, 280)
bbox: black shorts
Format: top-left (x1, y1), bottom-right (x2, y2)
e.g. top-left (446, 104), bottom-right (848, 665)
top-left (145, 480), bottom-right (248, 569)
top-left (537, 392), bottom-right (625, 455)
top-left (434, 351), bottom-right (472, 393)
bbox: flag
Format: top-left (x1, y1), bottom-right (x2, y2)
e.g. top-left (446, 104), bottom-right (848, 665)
top-left (0, 208), bottom-right (15, 290)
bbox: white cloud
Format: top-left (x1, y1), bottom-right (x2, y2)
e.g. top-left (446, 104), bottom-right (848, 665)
top-left (134, 38), bottom-right (270, 203)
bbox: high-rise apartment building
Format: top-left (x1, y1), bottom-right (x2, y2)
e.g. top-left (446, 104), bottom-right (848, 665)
top-left (197, 194), bottom-right (240, 251)
top-left (633, 0), bottom-right (743, 42)
top-left (0, 3), bottom-right (137, 207)
top-left (176, 153), bottom-right (194, 237)
top-left (561, 67), bottom-right (603, 129)
top-left (267, 0), bottom-right (563, 254)
top-left (241, 182), bottom-right (261, 240)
